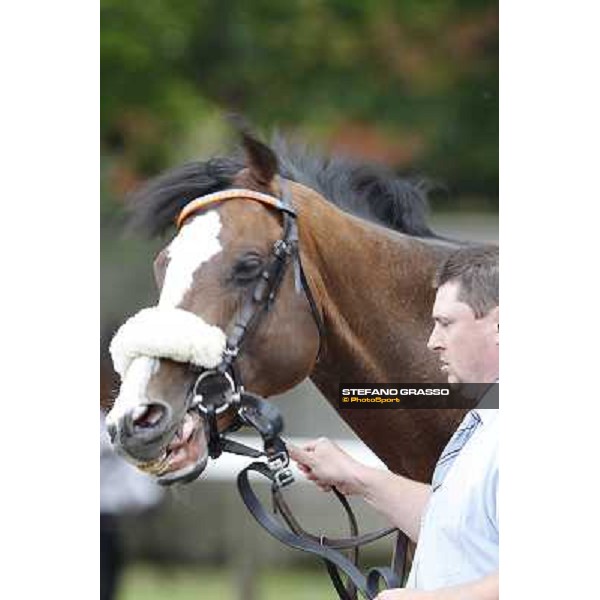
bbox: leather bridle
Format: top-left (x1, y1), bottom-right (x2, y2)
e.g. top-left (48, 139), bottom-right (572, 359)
top-left (175, 179), bottom-right (324, 460)
top-left (171, 180), bottom-right (407, 599)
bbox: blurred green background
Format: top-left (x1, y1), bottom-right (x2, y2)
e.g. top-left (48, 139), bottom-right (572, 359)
top-left (101, 0), bottom-right (498, 219)
top-left (101, 2), bottom-right (497, 599)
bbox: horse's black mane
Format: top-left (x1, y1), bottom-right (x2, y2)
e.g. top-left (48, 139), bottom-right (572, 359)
top-left (129, 136), bottom-right (436, 238)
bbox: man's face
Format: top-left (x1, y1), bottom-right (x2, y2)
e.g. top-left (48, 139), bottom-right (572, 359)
top-left (428, 280), bottom-right (499, 384)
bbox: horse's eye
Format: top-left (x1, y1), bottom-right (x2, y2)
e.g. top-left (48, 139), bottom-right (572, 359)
top-left (232, 255), bottom-right (264, 283)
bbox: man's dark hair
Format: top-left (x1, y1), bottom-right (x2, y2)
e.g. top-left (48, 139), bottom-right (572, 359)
top-left (434, 245), bottom-right (499, 318)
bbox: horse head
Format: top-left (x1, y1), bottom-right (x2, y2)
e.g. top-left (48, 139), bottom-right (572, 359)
top-left (106, 131), bottom-right (322, 484)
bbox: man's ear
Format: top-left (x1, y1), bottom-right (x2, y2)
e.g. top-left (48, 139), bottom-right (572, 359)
top-left (490, 306), bottom-right (499, 344)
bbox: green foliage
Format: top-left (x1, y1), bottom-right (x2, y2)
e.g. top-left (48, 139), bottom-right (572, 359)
top-left (101, 0), bottom-right (498, 206)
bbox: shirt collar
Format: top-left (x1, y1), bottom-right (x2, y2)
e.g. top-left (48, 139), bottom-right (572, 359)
top-left (473, 380), bottom-right (499, 424)
top-left (473, 407), bottom-right (498, 426)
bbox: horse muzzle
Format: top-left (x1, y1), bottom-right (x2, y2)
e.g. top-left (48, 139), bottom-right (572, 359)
top-left (106, 398), bottom-right (210, 484)
top-left (106, 400), bottom-right (175, 460)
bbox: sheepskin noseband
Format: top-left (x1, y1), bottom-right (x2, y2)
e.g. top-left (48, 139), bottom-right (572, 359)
top-left (110, 307), bottom-right (226, 377)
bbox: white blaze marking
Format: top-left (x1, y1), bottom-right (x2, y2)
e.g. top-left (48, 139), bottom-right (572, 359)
top-left (107, 211), bottom-right (227, 430)
top-left (159, 211), bottom-right (222, 307)
top-left (106, 356), bottom-right (159, 426)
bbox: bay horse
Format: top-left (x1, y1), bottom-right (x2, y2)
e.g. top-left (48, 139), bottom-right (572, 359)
top-left (105, 130), bottom-right (473, 488)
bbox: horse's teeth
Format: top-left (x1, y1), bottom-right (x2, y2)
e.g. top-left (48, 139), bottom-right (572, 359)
top-left (182, 417), bottom-right (195, 440)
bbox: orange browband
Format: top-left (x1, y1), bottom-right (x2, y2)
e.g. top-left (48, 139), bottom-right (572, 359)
top-left (176, 188), bottom-right (291, 229)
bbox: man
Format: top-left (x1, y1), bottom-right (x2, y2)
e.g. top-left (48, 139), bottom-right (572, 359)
top-left (290, 246), bottom-right (499, 599)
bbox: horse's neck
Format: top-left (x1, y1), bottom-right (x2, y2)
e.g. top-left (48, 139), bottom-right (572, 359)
top-left (296, 188), bottom-right (464, 480)
top-left (299, 200), bottom-right (451, 387)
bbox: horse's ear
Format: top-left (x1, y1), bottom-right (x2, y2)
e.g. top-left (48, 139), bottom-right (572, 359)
top-left (239, 128), bottom-right (279, 186)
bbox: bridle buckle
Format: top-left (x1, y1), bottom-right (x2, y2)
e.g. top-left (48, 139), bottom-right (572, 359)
top-left (273, 467), bottom-right (295, 489)
top-left (267, 450), bottom-right (294, 488)
top-left (222, 346), bottom-right (239, 359)
top-left (272, 239), bottom-right (293, 258)
top-left (267, 450), bottom-right (289, 471)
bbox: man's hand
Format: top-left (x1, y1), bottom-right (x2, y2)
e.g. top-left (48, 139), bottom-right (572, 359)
top-left (376, 591), bottom-right (433, 599)
top-left (287, 438), bottom-right (369, 495)
top-left (289, 437), bottom-right (432, 542)
top-left (376, 572), bottom-right (499, 600)
top-left (376, 591), bottom-right (431, 599)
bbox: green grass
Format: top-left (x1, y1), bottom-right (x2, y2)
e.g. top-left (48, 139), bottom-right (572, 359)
top-left (120, 563), bottom-right (335, 600)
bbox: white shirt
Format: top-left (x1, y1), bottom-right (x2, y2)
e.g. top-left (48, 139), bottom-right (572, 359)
top-left (406, 408), bottom-right (499, 590)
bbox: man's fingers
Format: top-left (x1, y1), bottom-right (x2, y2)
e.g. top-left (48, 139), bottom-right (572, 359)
top-left (287, 442), bottom-right (315, 466)
top-left (301, 439), bottom-right (320, 452)
top-left (306, 472), bottom-right (331, 492)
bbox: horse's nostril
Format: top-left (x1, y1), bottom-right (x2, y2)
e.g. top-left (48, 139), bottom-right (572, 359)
top-left (130, 403), bottom-right (168, 430)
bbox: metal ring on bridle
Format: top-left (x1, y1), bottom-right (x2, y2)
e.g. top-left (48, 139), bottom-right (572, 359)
top-left (191, 369), bottom-right (237, 416)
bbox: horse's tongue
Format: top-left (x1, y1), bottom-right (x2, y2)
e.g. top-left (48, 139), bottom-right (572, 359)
top-left (165, 420), bottom-right (204, 472)
top-left (168, 413), bottom-right (197, 452)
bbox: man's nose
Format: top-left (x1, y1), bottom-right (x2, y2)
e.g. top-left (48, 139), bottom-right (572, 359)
top-left (427, 325), bottom-right (441, 351)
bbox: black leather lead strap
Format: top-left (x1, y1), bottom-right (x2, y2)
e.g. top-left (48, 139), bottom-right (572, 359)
top-left (324, 560), bottom-right (358, 600)
top-left (272, 486), bottom-right (404, 599)
top-left (272, 485), bottom-right (360, 599)
top-left (271, 485), bottom-right (400, 550)
top-left (327, 489), bottom-right (359, 600)
top-left (366, 567), bottom-right (403, 597)
top-left (391, 530), bottom-right (408, 586)
top-left (237, 462), bottom-right (377, 599)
